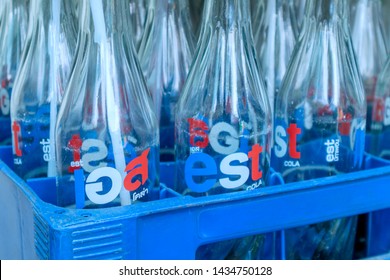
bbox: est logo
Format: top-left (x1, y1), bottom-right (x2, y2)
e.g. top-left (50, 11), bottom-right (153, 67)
top-left (68, 134), bottom-right (150, 205)
top-left (185, 118), bottom-right (264, 192)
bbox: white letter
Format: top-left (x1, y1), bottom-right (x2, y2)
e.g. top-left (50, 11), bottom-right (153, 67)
top-left (219, 152), bottom-right (249, 189)
top-left (81, 139), bottom-right (108, 173)
top-left (274, 125), bottom-right (287, 158)
top-left (209, 122), bottom-right (239, 155)
top-left (85, 167), bottom-right (121, 204)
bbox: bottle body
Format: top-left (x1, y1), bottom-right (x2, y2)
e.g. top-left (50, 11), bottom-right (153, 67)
top-left (10, 0), bottom-right (77, 179)
top-left (175, 0), bottom-right (272, 259)
top-left (0, 0), bottom-right (28, 145)
top-left (56, 0), bottom-right (159, 209)
top-left (175, 0), bottom-right (271, 196)
top-left (273, 0), bottom-right (366, 259)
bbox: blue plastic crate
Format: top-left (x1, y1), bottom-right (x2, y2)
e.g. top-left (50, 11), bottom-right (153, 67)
top-left (1, 145), bottom-right (390, 259)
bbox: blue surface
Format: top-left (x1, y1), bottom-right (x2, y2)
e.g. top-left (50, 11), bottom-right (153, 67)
top-left (0, 144), bottom-right (390, 259)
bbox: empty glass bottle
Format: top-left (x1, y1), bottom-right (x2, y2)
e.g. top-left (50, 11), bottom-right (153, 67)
top-left (252, 0), bottom-right (297, 116)
top-left (273, 0), bottom-right (366, 259)
top-left (0, 0), bottom-right (28, 145)
top-left (10, 0), bottom-right (77, 180)
top-left (139, 0), bottom-right (196, 161)
top-left (351, 0), bottom-right (387, 132)
top-left (55, 0), bottom-right (159, 209)
top-left (175, 0), bottom-right (272, 259)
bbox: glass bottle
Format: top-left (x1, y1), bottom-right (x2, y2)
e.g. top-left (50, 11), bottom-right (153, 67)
top-left (252, 0), bottom-right (297, 117)
top-left (55, 0), bottom-right (159, 209)
top-left (175, 0), bottom-right (272, 259)
top-left (273, 0), bottom-right (366, 259)
top-left (351, 0), bottom-right (387, 132)
top-left (10, 0), bottom-right (77, 180)
top-left (0, 0), bottom-right (28, 145)
top-left (138, 0), bottom-right (196, 161)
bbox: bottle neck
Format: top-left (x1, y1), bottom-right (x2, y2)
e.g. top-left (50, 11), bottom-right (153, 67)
top-left (305, 0), bottom-right (347, 24)
top-left (80, 0), bottom-right (133, 42)
top-left (28, 0), bottom-right (50, 27)
top-left (201, 0), bottom-right (251, 31)
top-left (151, 0), bottom-right (190, 14)
top-left (353, 0), bottom-right (383, 28)
top-left (27, 0), bottom-right (76, 37)
top-left (4, 0), bottom-right (24, 13)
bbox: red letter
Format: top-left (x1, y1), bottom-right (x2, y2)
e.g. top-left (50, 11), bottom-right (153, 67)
top-left (124, 148), bottom-right (150, 192)
top-left (12, 121), bottom-right (22, 156)
top-left (287, 123), bottom-right (301, 159)
top-left (68, 134), bottom-right (83, 173)
top-left (248, 143), bottom-right (263, 181)
top-left (188, 118), bottom-right (209, 149)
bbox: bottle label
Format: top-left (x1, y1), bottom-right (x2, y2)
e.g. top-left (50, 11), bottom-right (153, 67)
top-left (324, 139), bottom-right (340, 162)
top-left (11, 130), bottom-right (51, 166)
top-left (272, 115), bottom-right (365, 181)
top-left (274, 123), bottom-right (301, 168)
top-left (11, 104), bottom-right (51, 179)
top-left (67, 134), bottom-right (155, 207)
top-left (183, 117), bottom-right (265, 193)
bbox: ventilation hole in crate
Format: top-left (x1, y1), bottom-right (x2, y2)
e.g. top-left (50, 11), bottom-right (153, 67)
top-left (81, 213), bottom-right (91, 218)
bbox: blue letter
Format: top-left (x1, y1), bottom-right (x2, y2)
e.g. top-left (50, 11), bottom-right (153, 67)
top-left (185, 153), bottom-right (217, 192)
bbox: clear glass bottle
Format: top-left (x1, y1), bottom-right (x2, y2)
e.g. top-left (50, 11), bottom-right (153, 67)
top-left (175, 0), bottom-right (272, 259)
top-left (55, 0), bottom-right (159, 209)
top-left (351, 0), bottom-right (387, 132)
top-left (273, 0), bottom-right (366, 259)
top-left (138, 0), bottom-right (196, 161)
top-left (252, 0), bottom-right (297, 116)
top-left (10, 0), bottom-right (77, 180)
top-left (0, 0), bottom-right (28, 145)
